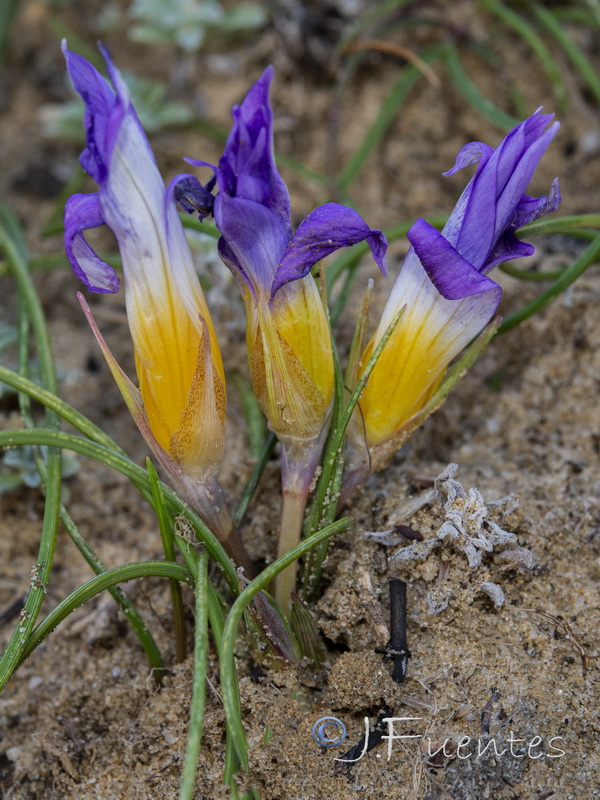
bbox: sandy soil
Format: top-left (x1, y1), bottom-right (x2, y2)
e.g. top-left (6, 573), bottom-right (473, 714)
top-left (1, 2), bottom-right (599, 798)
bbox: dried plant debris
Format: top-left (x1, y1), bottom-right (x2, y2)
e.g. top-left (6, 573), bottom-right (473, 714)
top-left (374, 464), bottom-right (534, 613)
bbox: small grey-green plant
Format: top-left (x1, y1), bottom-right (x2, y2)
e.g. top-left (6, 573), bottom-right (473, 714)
top-left (128, 0), bottom-right (267, 52)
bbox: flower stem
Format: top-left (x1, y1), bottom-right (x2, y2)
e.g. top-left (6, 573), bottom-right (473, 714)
top-left (274, 486), bottom-right (308, 610)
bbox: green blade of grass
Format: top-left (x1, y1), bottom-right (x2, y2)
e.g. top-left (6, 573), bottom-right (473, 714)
top-left (518, 213), bottom-right (600, 238)
top-left (16, 561), bottom-right (192, 667)
top-left (498, 263), bottom-right (566, 282)
top-left (444, 42), bottom-right (519, 130)
top-left (498, 232), bottom-right (600, 334)
top-left (534, 5), bottom-right (600, 105)
top-left (302, 307), bottom-right (404, 595)
top-left (0, 428), bottom-right (239, 592)
top-left (179, 551), bottom-right (209, 800)
top-left (147, 459), bottom-right (187, 663)
top-left (338, 44), bottom-right (443, 193)
top-left (483, 0), bottom-right (568, 111)
top-left (13, 293), bottom-right (166, 680)
top-left (0, 365), bottom-right (126, 453)
top-left (0, 206), bottom-right (62, 692)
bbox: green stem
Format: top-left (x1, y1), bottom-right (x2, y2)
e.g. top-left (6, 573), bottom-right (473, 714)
top-left (179, 552), bottom-right (209, 800)
top-left (273, 489), bottom-right (307, 611)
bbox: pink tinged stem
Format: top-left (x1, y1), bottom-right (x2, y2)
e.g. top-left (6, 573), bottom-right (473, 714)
top-left (273, 431), bottom-right (327, 610)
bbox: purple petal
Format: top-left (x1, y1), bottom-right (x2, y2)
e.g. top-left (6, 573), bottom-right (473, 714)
top-left (442, 141), bottom-right (494, 177)
top-left (62, 41), bottom-right (124, 185)
top-left (493, 119), bottom-right (560, 238)
top-left (64, 193), bottom-right (120, 293)
top-left (443, 111), bottom-right (560, 272)
top-left (272, 203), bottom-right (388, 298)
top-left (213, 192), bottom-right (289, 296)
top-left (510, 178), bottom-right (561, 229)
top-left (218, 66), bottom-right (291, 237)
top-left (407, 218), bottom-right (501, 304)
top-left (484, 231), bottom-right (534, 273)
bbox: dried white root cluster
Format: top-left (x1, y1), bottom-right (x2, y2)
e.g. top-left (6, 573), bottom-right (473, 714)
top-left (369, 464), bottom-right (534, 614)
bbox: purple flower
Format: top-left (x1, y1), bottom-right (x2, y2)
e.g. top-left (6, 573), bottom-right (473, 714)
top-left (182, 66), bottom-right (387, 448)
top-left (210, 66), bottom-right (388, 301)
top-left (181, 67), bottom-right (388, 606)
top-left (360, 110), bottom-right (560, 463)
top-left (62, 44), bottom-right (253, 570)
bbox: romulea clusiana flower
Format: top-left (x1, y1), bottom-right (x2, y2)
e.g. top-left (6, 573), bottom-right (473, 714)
top-left (62, 43), bottom-right (252, 571)
top-left (358, 110), bottom-right (560, 472)
top-left (180, 66), bottom-right (388, 606)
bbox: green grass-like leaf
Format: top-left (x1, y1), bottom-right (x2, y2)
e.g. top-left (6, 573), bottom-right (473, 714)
top-left (147, 459), bottom-right (187, 662)
top-left (17, 561), bottom-right (192, 667)
top-left (0, 206), bottom-right (62, 692)
top-left (338, 45), bottom-right (443, 193)
top-left (483, 0), bottom-right (568, 112)
top-left (179, 551), bottom-right (209, 800)
top-left (534, 5), bottom-right (600, 105)
top-left (444, 42), bottom-right (519, 130)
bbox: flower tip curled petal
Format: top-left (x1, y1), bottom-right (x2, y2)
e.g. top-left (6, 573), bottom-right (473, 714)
top-left (442, 140), bottom-right (494, 178)
top-left (271, 203), bottom-right (388, 298)
top-left (64, 193), bottom-right (120, 293)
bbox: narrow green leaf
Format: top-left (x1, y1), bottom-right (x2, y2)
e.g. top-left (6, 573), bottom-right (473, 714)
top-left (498, 263), bottom-right (565, 282)
top-left (534, 5), bottom-right (600, 105)
top-left (339, 45), bottom-right (443, 192)
top-left (498, 232), bottom-right (600, 334)
top-left (483, 0), bottom-right (568, 111)
top-left (17, 562), bottom-right (192, 666)
top-left (0, 428), bottom-right (239, 591)
top-left (444, 42), bottom-right (519, 130)
top-left (147, 459), bottom-right (187, 662)
top-left (179, 552), bottom-right (209, 800)
top-left (0, 206), bottom-right (62, 691)
top-left (518, 213), bottom-right (600, 238)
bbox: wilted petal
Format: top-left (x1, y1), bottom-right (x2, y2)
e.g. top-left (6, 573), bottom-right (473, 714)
top-left (272, 203), bottom-right (388, 297)
top-left (170, 173), bottom-right (215, 219)
top-left (64, 193), bottom-right (120, 293)
top-left (442, 140), bottom-right (494, 177)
